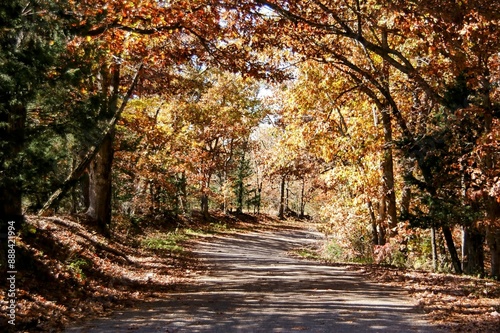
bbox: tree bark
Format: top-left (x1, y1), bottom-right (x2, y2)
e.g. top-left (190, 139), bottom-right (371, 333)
top-left (380, 29), bottom-right (398, 236)
top-left (431, 227), bottom-right (438, 272)
top-left (462, 226), bottom-right (485, 276)
top-left (86, 132), bottom-right (114, 236)
top-left (377, 197), bottom-right (387, 246)
top-left (479, 69), bottom-right (500, 280)
top-left (299, 177), bottom-right (306, 218)
top-left (442, 226), bottom-right (462, 274)
top-left (400, 159), bottom-right (412, 219)
top-left (236, 149), bottom-right (246, 214)
top-left (176, 172), bottom-right (187, 214)
top-left (201, 193), bottom-right (209, 219)
top-left (380, 112), bottom-right (398, 235)
top-left (367, 199), bottom-right (379, 245)
top-left (479, 66), bottom-right (498, 279)
top-left (487, 226), bottom-right (500, 280)
top-left (256, 180), bottom-right (262, 215)
top-left (278, 175), bottom-right (286, 220)
top-left (285, 180), bottom-right (290, 214)
top-left (71, 157), bottom-right (78, 214)
top-left (85, 62), bottom-right (120, 236)
top-left (200, 175), bottom-right (211, 219)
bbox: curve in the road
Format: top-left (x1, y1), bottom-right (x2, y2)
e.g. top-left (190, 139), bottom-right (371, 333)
top-left (66, 228), bottom-right (443, 333)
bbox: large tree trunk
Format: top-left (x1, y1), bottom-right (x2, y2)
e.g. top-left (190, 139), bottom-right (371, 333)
top-left (462, 226), bottom-right (485, 276)
top-left (285, 180), bottom-right (290, 214)
top-left (176, 172), bottom-right (187, 214)
top-left (84, 62), bottom-right (122, 237)
top-left (400, 159), bottom-right (412, 218)
top-left (479, 67), bottom-right (498, 279)
top-left (376, 196), bottom-right (387, 246)
top-left (367, 199), bottom-right (379, 245)
top-left (380, 29), bottom-right (398, 236)
top-left (201, 193), bottom-right (209, 219)
top-left (380, 107), bottom-right (398, 235)
top-left (256, 180), bottom-right (262, 215)
top-left (86, 132), bottom-right (114, 236)
top-left (200, 175), bottom-right (211, 220)
top-left (85, 61), bottom-right (119, 237)
top-left (236, 149), bottom-right (246, 214)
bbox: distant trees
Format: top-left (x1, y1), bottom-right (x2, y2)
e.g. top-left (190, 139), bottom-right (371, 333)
top-left (112, 68), bottom-right (263, 220)
top-left (33, 0), bottom-right (279, 231)
top-left (3, 0), bottom-right (499, 279)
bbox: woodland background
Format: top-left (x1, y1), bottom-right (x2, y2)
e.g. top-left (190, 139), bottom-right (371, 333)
top-left (1, 0), bottom-right (500, 286)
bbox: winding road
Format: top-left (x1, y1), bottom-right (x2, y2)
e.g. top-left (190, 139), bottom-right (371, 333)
top-left (66, 227), bottom-right (443, 332)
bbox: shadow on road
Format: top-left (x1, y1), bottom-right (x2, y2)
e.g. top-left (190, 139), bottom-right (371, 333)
top-left (67, 228), bottom-right (442, 333)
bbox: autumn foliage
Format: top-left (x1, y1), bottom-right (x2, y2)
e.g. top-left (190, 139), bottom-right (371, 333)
top-left (1, 0), bottom-right (500, 331)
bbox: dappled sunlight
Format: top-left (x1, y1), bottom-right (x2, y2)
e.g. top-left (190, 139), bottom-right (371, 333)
top-left (67, 229), bottom-right (439, 333)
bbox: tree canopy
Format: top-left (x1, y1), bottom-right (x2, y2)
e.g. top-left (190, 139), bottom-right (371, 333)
top-left (2, 0), bottom-right (500, 281)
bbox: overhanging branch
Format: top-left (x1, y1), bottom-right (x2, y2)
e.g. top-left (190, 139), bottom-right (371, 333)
top-left (38, 64), bottom-right (143, 215)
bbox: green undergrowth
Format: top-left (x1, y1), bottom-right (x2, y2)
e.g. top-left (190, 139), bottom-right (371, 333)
top-left (139, 219), bottom-right (238, 253)
top-left (141, 232), bottom-right (187, 252)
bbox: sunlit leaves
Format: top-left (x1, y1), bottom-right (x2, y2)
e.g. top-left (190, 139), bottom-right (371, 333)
top-left (113, 68), bottom-right (264, 213)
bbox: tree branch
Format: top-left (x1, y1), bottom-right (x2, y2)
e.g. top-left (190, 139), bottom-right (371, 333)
top-left (38, 64), bottom-right (143, 215)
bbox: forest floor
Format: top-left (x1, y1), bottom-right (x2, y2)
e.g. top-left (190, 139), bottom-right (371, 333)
top-left (1, 213), bottom-right (499, 332)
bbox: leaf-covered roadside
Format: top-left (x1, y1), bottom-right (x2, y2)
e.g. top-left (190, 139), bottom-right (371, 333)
top-left (0, 213), bottom-right (293, 332)
top-left (0, 215), bottom-right (201, 332)
top-left (289, 241), bottom-right (500, 332)
top-left (359, 266), bottom-right (500, 332)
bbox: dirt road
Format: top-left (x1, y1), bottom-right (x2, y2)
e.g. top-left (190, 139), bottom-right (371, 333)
top-left (66, 227), bottom-right (442, 332)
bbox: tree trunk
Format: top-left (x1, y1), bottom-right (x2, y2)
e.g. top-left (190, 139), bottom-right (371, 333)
top-left (380, 107), bottom-right (398, 235)
top-left (38, 64), bottom-right (142, 216)
top-left (380, 29), bottom-right (398, 236)
top-left (487, 226), bottom-right (500, 280)
top-left (299, 177), bottom-right (306, 218)
top-left (84, 61), bottom-right (122, 237)
top-left (278, 175), bottom-right (286, 220)
top-left (442, 226), bottom-right (462, 274)
top-left (236, 167), bottom-right (245, 214)
top-left (478, 66), bottom-right (499, 279)
top-left (200, 176), bottom-right (211, 219)
top-left (175, 172), bottom-right (187, 214)
top-left (431, 227), bottom-right (438, 272)
top-left (86, 132), bottom-right (114, 236)
top-left (400, 162), bottom-right (411, 218)
top-left (462, 226), bottom-right (485, 276)
top-left (367, 199), bottom-right (379, 245)
top-left (377, 197), bottom-right (387, 246)
top-left (256, 181), bottom-right (262, 215)
top-left (285, 180), bottom-right (290, 214)
top-left (71, 156), bottom-right (79, 214)
top-left (201, 193), bottom-right (209, 219)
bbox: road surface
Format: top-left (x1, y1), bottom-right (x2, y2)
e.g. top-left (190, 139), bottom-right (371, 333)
top-left (66, 227), bottom-right (442, 332)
